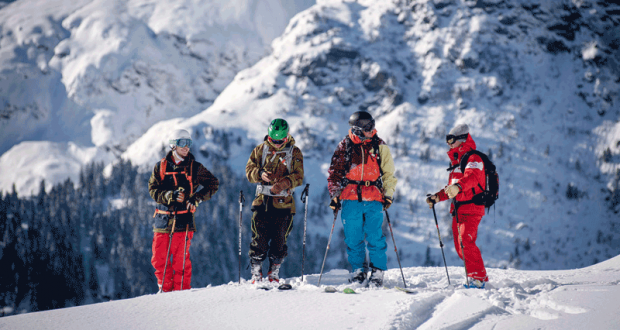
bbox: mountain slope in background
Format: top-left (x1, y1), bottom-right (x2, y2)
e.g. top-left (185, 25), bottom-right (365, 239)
top-left (0, 0), bottom-right (315, 193)
top-left (1, 0), bottom-right (619, 281)
top-left (1, 256), bottom-right (620, 329)
top-left (120, 0), bottom-right (620, 272)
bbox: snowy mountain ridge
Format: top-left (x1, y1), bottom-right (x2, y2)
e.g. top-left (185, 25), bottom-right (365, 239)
top-left (0, 0), bottom-right (314, 190)
top-left (1, 0), bottom-right (619, 279)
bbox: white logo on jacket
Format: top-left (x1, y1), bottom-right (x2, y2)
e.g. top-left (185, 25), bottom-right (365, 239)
top-left (465, 161), bottom-right (484, 171)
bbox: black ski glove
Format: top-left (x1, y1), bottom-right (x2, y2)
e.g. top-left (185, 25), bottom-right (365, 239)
top-left (164, 191), bottom-right (174, 204)
top-left (187, 195), bottom-right (201, 208)
top-left (329, 197), bottom-right (341, 211)
top-left (426, 194), bottom-right (439, 209)
top-left (164, 189), bottom-right (184, 204)
top-left (383, 196), bottom-right (393, 210)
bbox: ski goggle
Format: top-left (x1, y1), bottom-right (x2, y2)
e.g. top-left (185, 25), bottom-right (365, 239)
top-left (446, 133), bottom-right (468, 145)
top-left (351, 120), bottom-right (375, 137)
top-left (269, 136), bottom-right (288, 145)
top-left (170, 138), bottom-right (193, 148)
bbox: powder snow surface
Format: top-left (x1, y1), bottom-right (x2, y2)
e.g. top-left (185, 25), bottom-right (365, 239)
top-left (2, 256), bottom-right (619, 329)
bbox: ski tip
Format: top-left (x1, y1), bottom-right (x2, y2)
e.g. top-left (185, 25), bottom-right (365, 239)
top-left (278, 283), bottom-right (293, 290)
top-left (343, 288), bottom-right (356, 294)
top-left (394, 286), bottom-right (417, 294)
top-left (324, 286), bottom-right (337, 293)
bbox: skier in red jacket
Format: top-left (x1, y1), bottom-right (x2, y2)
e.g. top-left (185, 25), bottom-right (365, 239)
top-left (426, 124), bottom-right (488, 288)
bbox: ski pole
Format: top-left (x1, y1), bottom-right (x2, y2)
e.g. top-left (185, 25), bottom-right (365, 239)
top-left (181, 224), bottom-right (189, 290)
top-left (384, 210), bottom-right (407, 288)
top-left (300, 184), bottom-right (310, 282)
top-left (160, 217), bottom-right (177, 293)
top-left (428, 195), bottom-right (450, 285)
top-left (318, 208), bottom-right (338, 286)
top-left (238, 190), bottom-right (245, 284)
top-left (453, 200), bottom-right (470, 288)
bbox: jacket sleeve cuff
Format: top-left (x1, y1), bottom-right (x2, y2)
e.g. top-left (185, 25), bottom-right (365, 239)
top-left (437, 190), bottom-right (448, 201)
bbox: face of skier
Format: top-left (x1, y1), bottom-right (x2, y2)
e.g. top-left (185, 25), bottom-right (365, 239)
top-left (447, 139), bottom-right (463, 149)
top-left (175, 145), bottom-right (190, 158)
top-left (268, 136), bottom-right (287, 148)
top-left (363, 131), bottom-right (374, 138)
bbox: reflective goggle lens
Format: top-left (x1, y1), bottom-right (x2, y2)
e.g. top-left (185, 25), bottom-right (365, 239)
top-left (446, 133), bottom-right (467, 144)
top-left (171, 138), bottom-right (192, 148)
top-left (351, 126), bottom-right (365, 137)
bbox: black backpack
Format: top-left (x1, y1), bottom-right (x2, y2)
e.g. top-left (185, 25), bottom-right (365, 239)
top-left (458, 150), bottom-right (499, 209)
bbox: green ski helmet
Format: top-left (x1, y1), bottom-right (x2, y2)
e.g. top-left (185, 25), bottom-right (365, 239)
top-left (268, 118), bottom-right (289, 141)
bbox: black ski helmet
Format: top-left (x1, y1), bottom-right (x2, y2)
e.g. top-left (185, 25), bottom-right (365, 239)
top-left (348, 111), bottom-right (375, 131)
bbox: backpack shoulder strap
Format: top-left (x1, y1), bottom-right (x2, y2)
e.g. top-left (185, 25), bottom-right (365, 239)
top-left (284, 146), bottom-right (294, 172)
top-left (188, 159), bottom-right (194, 194)
top-left (372, 137), bottom-right (383, 175)
top-left (261, 143), bottom-right (269, 168)
top-left (460, 150), bottom-right (493, 173)
top-left (159, 158), bottom-right (167, 181)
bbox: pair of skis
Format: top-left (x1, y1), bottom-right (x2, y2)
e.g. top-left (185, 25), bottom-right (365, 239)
top-left (323, 285), bottom-right (416, 294)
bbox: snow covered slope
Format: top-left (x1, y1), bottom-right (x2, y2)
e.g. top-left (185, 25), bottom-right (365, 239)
top-left (1, 256), bottom-right (619, 329)
top-left (118, 0), bottom-right (620, 272)
top-left (0, 0), bottom-right (314, 193)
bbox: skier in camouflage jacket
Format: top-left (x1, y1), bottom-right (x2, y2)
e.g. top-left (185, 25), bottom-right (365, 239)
top-left (245, 119), bottom-right (304, 284)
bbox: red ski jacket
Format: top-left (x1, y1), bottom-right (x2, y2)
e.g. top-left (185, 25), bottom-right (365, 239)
top-left (436, 134), bottom-right (486, 216)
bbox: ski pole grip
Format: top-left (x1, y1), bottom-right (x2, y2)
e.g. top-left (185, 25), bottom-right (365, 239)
top-left (301, 184), bottom-right (310, 202)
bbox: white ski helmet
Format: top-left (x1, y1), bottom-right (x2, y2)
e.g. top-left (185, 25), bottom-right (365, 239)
top-left (168, 129), bottom-right (192, 149)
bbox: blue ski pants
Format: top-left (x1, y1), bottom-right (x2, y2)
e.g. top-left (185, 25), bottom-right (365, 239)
top-left (340, 200), bottom-right (387, 271)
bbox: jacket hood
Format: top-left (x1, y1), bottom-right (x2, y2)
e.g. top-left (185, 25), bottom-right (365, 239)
top-left (447, 134), bottom-right (476, 165)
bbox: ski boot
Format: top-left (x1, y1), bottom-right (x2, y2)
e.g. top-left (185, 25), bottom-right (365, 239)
top-left (267, 263), bottom-right (281, 283)
top-left (250, 259), bottom-right (263, 284)
top-left (368, 268), bottom-right (384, 288)
top-left (463, 277), bottom-right (485, 289)
top-left (351, 268), bottom-right (367, 284)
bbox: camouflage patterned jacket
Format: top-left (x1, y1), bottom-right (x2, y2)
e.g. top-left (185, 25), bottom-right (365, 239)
top-left (245, 135), bottom-right (304, 214)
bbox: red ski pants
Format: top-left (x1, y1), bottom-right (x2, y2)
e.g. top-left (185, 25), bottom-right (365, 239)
top-left (452, 213), bottom-right (488, 282)
top-left (152, 231), bottom-right (194, 292)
